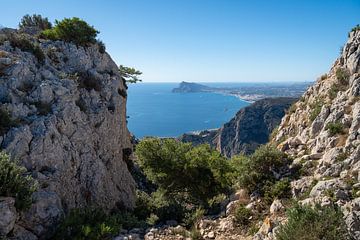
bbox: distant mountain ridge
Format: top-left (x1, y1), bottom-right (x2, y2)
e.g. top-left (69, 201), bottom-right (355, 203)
top-left (179, 97), bottom-right (297, 157)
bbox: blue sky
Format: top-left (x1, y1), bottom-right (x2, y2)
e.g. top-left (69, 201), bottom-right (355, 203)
top-left (1, 0), bottom-right (360, 82)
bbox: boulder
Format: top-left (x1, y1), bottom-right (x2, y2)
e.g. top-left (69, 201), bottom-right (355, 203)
top-left (0, 197), bottom-right (17, 236)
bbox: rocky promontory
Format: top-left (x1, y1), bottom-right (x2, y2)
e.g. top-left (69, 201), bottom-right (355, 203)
top-left (0, 27), bottom-right (135, 238)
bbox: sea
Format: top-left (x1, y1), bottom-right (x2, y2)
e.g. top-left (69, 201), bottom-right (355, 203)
top-left (127, 83), bottom-right (250, 138)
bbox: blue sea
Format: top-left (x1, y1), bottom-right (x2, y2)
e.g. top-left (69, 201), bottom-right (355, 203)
top-left (127, 83), bottom-right (250, 138)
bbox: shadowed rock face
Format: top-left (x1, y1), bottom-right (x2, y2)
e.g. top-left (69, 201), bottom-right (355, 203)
top-left (0, 28), bottom-right (135, 237)
top-left (179, 97), bottom-right (296, 157)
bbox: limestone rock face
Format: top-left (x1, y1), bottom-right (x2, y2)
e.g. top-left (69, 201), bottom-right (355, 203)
top-left (273, 29), bottom-right (360, 239)
top-left (180, 97), bottom-right (296, 157)
top-left (0, 29), bottom-right (136, 237)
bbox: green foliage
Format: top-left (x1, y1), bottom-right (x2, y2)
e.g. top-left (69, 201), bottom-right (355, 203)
top-left (41, 17), bottom-right (99, 46)
top-left (184, 208), bottom-right (205, 227)
top-left (19, 14), bottom-right (52, 30)
top-left (97, 40), bottom-right (106, 54)
top-left (234, 204), bottom-right (252, 225)
top-left (350, 24), bottom-right (360, 35)
top-left (320, 74), bottom-right (328, 80)
top-left (77, 71), bottom-right (102, 91)
top-left (328, 85), bottom-right (339, 100)
top-left (0, 152), bottom-right (37, 211)
top-left (230, 145), bottom-right (290, 195)
top-left (288, 104), bottom-right (297, 114)
top-left (136, 138), bottom-right (232, 207)
top-left (0, 108), bottom-right (18, 135)
top-left (8, 34), bottom-right (45, 63)
top-left (276, 204), bottom-right (350, 240)
top-left (309, 99), bottom-right (324, 122)
top-left (335, 68), bottom-right (350, 86)
top-left (53, 208), bottom-right (145, 240)
top-left (119, 65), bottom-right (142, 84)
top-left (263, 178), bottom-right (291, 203)
top-left (325, 122), bottom-right (344, 136)
top-left (134, 189), bottom-right (185, 224)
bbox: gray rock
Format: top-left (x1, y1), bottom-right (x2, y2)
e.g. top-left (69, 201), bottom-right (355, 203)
top-left (270, 199), bottom-right (283, 214)
top-left (0, 197), bottom-right (17, 236)
top-left (9, 225), bottom-right (38, 240)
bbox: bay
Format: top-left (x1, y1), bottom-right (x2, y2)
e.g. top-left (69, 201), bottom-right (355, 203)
top-left (127, 83), bottom-right (250, 138)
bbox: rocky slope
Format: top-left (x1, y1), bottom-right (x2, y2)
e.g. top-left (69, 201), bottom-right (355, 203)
top-left (0, 28), bottom-right (135, 238)
top-left (269, 28), bottom-right (360, 239)
top-left (180, 97), bottom-right (296, 157)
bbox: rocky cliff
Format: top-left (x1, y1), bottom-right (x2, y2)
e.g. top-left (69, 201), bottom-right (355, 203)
top-left (180, 97), bottom-right (296, 157)
top-left (270, 28), bottom-right (360, 239)
top-left (0, 28), bottom-right (135, 238)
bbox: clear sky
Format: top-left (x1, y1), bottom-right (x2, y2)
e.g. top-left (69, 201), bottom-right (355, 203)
top-left (1, 0), bottom-right (360, 82)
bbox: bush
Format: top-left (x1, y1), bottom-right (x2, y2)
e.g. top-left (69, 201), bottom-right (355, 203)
top-left (97, 40), bottom-right (106, 54)
top-left (320, 74), bottom-right (328, 80)
top-left (326, 122), bottom-right (344, 136)
top-left (309, 99), bottom-right (323, 122)
top-left (77, 71), bottom-right (102, 91)
top-left (136, 138), bottom-right (233, 208)
top-left (276, 204), bottom-right (350, 240)
top-left (263, 178), bottom-right (291, 203)
top-left (8, 34), bottom-right (45, 63)
top-left (350, 24), bottom-right (360, 35)
top-left (53, 208), bottom-right (145, 240)
top-left (41, 17), bottom-right (99, 46)
top-left (230, 145), bottom-right (290, 195)
top-left (19, 14), bottom-right (52, 31)
top-left (0, 108), bottom-right (18, 135)
top-left (335, 68), bottom-right (350, 86)
top-left (328, 85), bottom-right (339, 100)
top-left (0, 152), bottom-right (37, 210)
top-left (234, 204), bottom-right (252, 225)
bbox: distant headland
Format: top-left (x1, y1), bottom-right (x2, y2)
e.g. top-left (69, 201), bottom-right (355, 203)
top-left (172, 81), bottom-right (312, 102)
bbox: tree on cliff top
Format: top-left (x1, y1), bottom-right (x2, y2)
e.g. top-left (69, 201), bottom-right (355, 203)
top-left (119, 65), bottom-right (143, 84)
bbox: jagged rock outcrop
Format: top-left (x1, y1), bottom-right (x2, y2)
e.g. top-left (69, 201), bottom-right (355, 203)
top-left (269, 28), bottom-right (360, 239)
top-left (0, 28), bottom-right (136, 238)
top-left (180, 97), bottom-right (296, 157)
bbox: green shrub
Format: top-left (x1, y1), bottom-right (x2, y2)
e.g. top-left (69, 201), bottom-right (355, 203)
top-left (326, 122), bottom-right (344, 136)
top-left (136, 138), bottom-right (233, 208)
top-left (263, 178), bottom-right (291, 203)
top-left (287, 104), bottom-right (297, 114)
top-left (276, 204), bottom-right (350, 240)
top-left (350, 24), bottom-right (360, 35)
top-left (0, 152), bottom-right (37, 210)
top-left (320, 74), bottom-right (328, 80)
top-left (328, 85), bottom-right (339, 100)
top-left (19, 14), bottom-right (52, 31)
top-left (230, 145), bottom-right (290, 195)
top-left (309, 99), bottom-right (323, 122)
top-left (97, 40), bottom-right (106, 54)
top-left (41, 17), bottom-right (99, 46)
top-left (335, 68), bottom-right (350, 86)
top-left (77, 71), bottom-right (102, 91)
top-left (53, 208), bottom-right (145, 240)
top-left (0, 108), bottom-right (18, 135)
top-left (234, 204), bottom-right (252, 225)
top-left (8, 34), bottom-right (45, 63)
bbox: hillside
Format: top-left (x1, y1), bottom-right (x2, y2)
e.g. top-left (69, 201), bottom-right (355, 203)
top-left (180, 97), bottom-right (296, 157)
